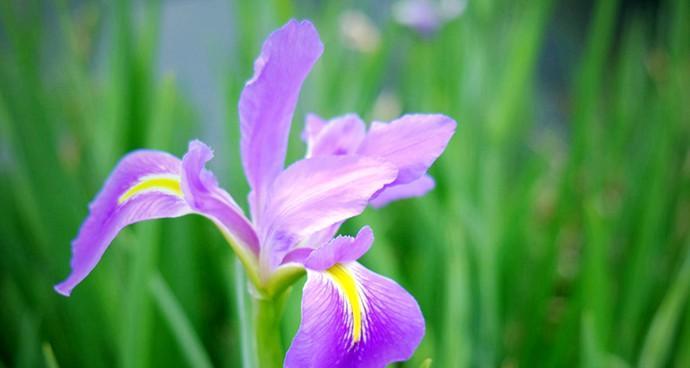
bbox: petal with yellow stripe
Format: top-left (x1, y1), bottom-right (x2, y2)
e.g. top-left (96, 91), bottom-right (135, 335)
top-left (286, 261), bottom-right (424, 368)
top-left (55, 141), bottom-right (258, 296)
top-left (117, 174), bottom-right (184, 204)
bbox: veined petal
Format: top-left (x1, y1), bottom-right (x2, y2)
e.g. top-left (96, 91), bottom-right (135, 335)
top-left (302, 222), bottom-right (342, 252)
top-left (239, 19), bottom-right (323, 218)
top-left (260, 156), bottom-right (397, 270)
top-left (281, 226), bottom-right (373, 269)
top-left (54, 150), bottom-right (191, 296)
top-left (303, 226), bottom-right (373, 270)
top-left (285, 262), bottom-right (425, 368)
top-left (55, 141), bottom-right (258, 296)
top-left (304, 114), bottom-right (366, 158)
top-left (358, 114), bottom-right (456, 185)
top-left (181, 141), bottom-right (259, 253)
top-left (369, 174), bottom-right (435, 208)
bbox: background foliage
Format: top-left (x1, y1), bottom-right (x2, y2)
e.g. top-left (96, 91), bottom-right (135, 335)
top-left (1, 0), bottom-right (689, 367)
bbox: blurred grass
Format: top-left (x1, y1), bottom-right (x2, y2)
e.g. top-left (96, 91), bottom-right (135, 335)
top-left (1, 0), bottom-right (689, 367)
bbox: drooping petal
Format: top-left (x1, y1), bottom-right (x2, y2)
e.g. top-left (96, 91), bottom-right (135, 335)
top-left (305, 114), bottom-right (366, 158)
top-left (239, 20), bottom-right (324, 218)
top-left (55, 141), bottom-right (259, 296)
top-left (260, 156), bottom-right (397, 269)
top-left (181, 141), bottom-right (259, 253)
top-left (285, 262), bottom-right (425, 368)
top-left (281, 226), bottom-right (373, 268)
top-left (369, 174), bottom-right (435, 208)
top-left (357, 114), bottom-right (456, 185)
top-left (54, 150), bottom-right (192, 296)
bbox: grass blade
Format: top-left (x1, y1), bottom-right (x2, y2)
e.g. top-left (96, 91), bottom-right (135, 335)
top-left (149, 273), bottom-right (213, 368)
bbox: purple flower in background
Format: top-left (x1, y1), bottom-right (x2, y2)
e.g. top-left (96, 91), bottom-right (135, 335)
top-left (55, 19), bottom-right (456, 367)
top-left (393, 0), bottom-right (466, 35)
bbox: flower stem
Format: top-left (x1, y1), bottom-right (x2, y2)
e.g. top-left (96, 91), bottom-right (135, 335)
top-left (234, 259), bottom-right (257, 368)
top-left (252, 290), bottom-right (290, 368)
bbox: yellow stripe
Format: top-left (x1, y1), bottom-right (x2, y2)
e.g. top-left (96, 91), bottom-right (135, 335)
top-left (326, 264), bottom-right (363, 343)
top-left (117, 176), bottom-right (183, 204)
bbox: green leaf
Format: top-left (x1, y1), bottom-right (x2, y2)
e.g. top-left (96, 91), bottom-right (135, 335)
top-left (149, 273), bottom-right (213, 368)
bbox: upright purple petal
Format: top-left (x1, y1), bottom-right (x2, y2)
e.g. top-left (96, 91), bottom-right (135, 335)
top-left (302, 223), bottom-right (342, 253)
top-left (304, 113), bottom-right (455, 208)
top-left (358, 114), bottom-right (456, 185)
top-left (260, 156), bottom-right (397, 269)
top-left (54, 151), bottom-right (191, 296)
top-left (369, 174), bottom-right (435, 208)
top-left (239, 20), bottom-right (324, 218)
top-left (302, 113), bottom-right (327, 144)
top-left (304, 114), bottom-right (366, 158)
top-left (286, 262), bottom-right (425, 368)
top-left (181, 141), bottom-right (259, 253)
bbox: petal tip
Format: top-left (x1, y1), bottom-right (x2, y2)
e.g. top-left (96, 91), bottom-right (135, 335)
top-left (357, 225), bottom-right (374, 240)
top-left (54, 282), bottom-right (72, 297)
top-left (188, 140), bottom-right (214, 157)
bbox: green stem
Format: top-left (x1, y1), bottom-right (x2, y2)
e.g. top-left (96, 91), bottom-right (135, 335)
top-left (252, 291), bottom-right (290, 368)
top-left (234, 259), bottom-right (257, 368)
top-left (219, 226), bottom-right (304, 367)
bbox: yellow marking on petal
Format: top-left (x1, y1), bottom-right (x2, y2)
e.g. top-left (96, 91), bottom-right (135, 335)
top-left (118, 175), bottom-right (183, 204)
top-left (326, 263), bottom-right (363, 343)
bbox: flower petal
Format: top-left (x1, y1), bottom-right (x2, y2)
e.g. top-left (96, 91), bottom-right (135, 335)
top-left (305, 114), bottom-right (366, 158)
top-left (54, 150), bottom-right (191, 296)
top-left (181, 141), bottom-right (259, 253)
top-left (369, 174), bottom-right (435, 208)
top-left (302, 222), bottom-right (342, 252)
top-left (239, 19), bottom-right (324, 217)
top-left (302, 113), bottom-right (327, 145)
top-left (260, 156), bottom-right (397, 269)
top-left (358, 114), bottom-right (456, 185)
top-left (285, 262), bottom-right (425, 368)
top-left (55, 141), bottom-right (259, 296)
top-left (281, 226), bottom-right (373, 269)
top-left (303, 226), bottom-right (373, 270)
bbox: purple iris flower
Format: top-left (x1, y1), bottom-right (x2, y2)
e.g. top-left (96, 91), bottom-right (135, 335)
top-left (55, 19), bottom-right (456, 367)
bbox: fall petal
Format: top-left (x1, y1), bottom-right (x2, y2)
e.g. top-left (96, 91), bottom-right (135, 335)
top-left (181, 141), bottom-right (259, 253)
top-left (54, 150), bottom-right (191, 296)
top-left (285, 262), bottom-right (425, 368)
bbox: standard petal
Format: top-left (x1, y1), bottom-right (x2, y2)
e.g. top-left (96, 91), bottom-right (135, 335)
top-left (301, 222), bottom-right (342, 253)
top-left (260, 156), bottom-right (397, 269)
top-left (239, 19), bottom-right (324, 216)
top-left (54, 151), bottom-right (191, 296)
top-left (302, 113), bottom-right (327, 145)
top-left (357, 114), bottom-right (456, 185)
top-left (369, 174), bottom-right (435, 208)
top-left (285, 262), bottom-right (425, 368)
top-left (305, 114), bottom-right (366, 158)
top-left (181, 141), bottom-right (259, 254)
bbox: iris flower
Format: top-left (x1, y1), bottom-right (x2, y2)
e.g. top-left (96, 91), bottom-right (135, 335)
top-left (393, 0), bottom-right (466, 35)
top-left (55, 19), bottom-right (456, 367)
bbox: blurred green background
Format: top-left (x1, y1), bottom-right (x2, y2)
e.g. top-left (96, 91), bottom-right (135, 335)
top-left (1, 0), bottom-right (689, 367)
